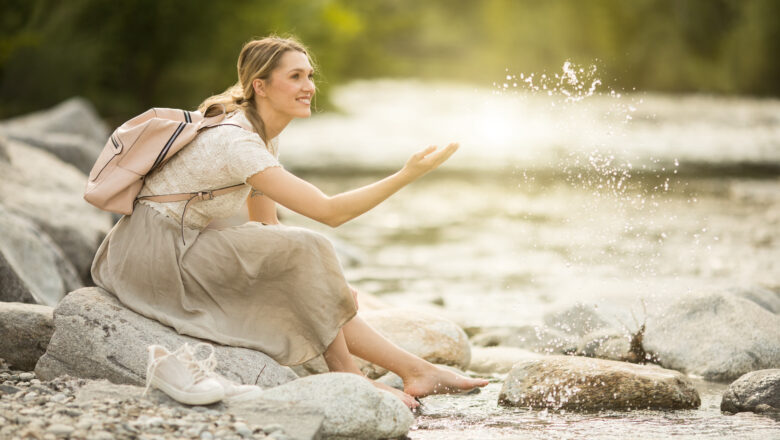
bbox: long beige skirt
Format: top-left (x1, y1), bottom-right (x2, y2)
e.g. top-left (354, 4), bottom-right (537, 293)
top-left (91, 203), bottom-right (357, 366)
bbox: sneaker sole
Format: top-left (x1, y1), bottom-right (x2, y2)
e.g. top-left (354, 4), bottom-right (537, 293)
top-left (151, 378), bottom-right (225, 405)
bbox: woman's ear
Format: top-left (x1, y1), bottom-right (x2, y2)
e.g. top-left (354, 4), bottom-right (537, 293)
top-left (252, 78), bottom-right (266, 97)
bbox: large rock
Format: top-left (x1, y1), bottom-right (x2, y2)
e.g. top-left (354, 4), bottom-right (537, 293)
top-left (0, 205), bottom-right (82, 305)
top-left (470, 325), bottom-right (578, 355)
top-left (498, 355), bottom-right (700, 411)
top-left (728, 286), bottom-right (780, 314)
top-left (35, 287), bottom-right (297, 389)
top-left (644, 291), bottom-right (780, 381)
top-left (0, 302), bottom-right (54, 370)
top-left (260, 372), bottom-right (413, 439)
top-left (360, 308), bottom-right (472, 374)
top-left (0, 97), bottom-right (108, 173)
top-left (0, 138), bottom-right (113, 284)
top-left (721, 369), bottom-right (780, 414)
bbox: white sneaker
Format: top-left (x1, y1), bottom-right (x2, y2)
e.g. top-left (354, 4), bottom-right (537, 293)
top-left (176, 343), bottom-right (265, 403)
top-left (142, 344), bottom-right (225, 405)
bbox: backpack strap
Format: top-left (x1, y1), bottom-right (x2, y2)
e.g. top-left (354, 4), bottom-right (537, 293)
top-left (137, 182), bottom-right (248, 245)
top-left (135, 119), bottom-right (258, 245)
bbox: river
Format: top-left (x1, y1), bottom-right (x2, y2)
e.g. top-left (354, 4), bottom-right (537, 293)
top-left (278, 80), bottom-right (779, 438)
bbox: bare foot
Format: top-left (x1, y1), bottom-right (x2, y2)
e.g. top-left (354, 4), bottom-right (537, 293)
top-left (371, 380), bottom-right (420, 409)
top-left (403, 365), bottom-right (489, 398)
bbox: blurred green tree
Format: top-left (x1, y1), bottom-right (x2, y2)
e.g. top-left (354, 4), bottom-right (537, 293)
top-left (1, 0), bottom-right (777, 122)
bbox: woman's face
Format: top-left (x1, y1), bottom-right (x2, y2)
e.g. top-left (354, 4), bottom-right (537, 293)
top-left (261, 50), bottom-right (315, 119)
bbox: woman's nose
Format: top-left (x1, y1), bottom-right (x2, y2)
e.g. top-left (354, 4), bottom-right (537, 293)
top-left (303, 79), bottom-right (315, 93)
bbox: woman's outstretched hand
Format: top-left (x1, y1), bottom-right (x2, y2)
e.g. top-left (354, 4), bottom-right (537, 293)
top-left (402, 143), bottom-right (459, 180)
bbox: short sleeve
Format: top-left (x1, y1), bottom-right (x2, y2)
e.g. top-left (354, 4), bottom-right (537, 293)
top-left (225, 129), bottom-right (282, 184)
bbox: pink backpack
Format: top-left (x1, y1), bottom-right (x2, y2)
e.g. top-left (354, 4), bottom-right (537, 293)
top-left (84, 107), bottom-right (247, 215)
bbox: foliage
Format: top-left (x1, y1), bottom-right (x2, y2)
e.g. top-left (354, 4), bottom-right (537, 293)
top-left (0, 0), bottom-right (777, 121)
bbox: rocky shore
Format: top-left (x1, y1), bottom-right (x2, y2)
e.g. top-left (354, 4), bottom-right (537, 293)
top-left (1, 99), bottom-right (779, 439)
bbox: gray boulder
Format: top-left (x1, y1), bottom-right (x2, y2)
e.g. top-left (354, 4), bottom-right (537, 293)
top-left (543, 302), bottom-right (613, 337)
top-left (577, 328), bottom-right (634, 362)
top-left (0, 302), bottom-right (54, 370)
top-left (644, 291), bottom-right (780, 381)
top-left (727, 286), bottom-right (780, 314)
top-left (260, 372), bottom-right (413, 439)
top-left (498, 355), bottom-right (700, 411)
top-left (0, 97), bottom-right (108, 173)
top-left (0, 137), bottom-right (113, 284)
top-left (35, 287), bottom-right (297, 389)
top-left (0, 205), bottom-right (82, 305)
top-left (470, 325), bottom-right (578, 355)
top-left (721, 369), bottom-right (780, 414)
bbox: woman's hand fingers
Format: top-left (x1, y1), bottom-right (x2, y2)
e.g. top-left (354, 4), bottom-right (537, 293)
top-left (404, 142), bottom-right (459, 178)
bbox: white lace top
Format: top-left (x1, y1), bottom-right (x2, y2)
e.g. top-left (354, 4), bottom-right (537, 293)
top-left (137, 110), bottom-right (281, 229)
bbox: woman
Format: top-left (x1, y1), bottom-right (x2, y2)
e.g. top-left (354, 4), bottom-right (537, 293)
top-left (91, 36), bottom-right (487, 408)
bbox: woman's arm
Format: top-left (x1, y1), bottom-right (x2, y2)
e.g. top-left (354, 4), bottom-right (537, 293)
top-left (246, 143), bottom-right (458, 227)
top-left (246, 192), bottom-right (279, 225)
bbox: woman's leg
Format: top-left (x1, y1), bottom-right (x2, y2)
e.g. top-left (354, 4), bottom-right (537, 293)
top-left (341, 315), bottom-right (488, 397)
top-left (322, 328), bottom-right (419, 408)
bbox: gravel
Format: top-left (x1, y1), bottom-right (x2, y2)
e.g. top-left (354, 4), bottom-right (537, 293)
top-left (0, 358), bottom-right (285, 440)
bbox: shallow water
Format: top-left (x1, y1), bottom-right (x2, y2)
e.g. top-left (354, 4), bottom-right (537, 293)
top-left (409, 381), bottom-right (779, 439)
top-left (278, 80), bottom-right (780, 438)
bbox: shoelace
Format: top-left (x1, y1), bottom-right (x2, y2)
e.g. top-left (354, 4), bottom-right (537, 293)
top-left (141, 343), bottom-right (218, 397)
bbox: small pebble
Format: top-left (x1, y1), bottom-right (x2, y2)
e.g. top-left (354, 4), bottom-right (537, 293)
top-left (263, 424), bottom-right (284, 434)
top-left (89, 430), bottom-right (114, 440)
top-left (51, 393), bottom-right (67, 403)
top-left (107, 408), bottom-right (119, 417)
top-left (267, 431), bottom-right (289, 440)
top-left (19, 372), bottom-right (35, 381)
top-left (23, 392), bottom-right (38, 401)
top-left (200, 431), bottom-right (215, 440)
top-left (234, 422), bottom-right (252, 438)
top-left (46, 423), bottom-right (75, 436)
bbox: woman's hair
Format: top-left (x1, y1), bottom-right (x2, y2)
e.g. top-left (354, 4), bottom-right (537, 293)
top-left (198, 35), bottom-right (314, 150)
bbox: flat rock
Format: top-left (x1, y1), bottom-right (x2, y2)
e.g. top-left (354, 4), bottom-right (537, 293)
top-left (0, 205), bottom-right (82, 305)
top-left (259, 372), bottom-right (413, 439)
top-left (469, 346), bottom-right (545, 375)
top-left (0, 302), bottom-right (54, 370)
top-left (644, 291), bottom-right (780, 381)
top-left (227, 399), bottom-right (324, 440)
top-left (721, 369), bottom-right (780, 414)
top-left (35, 287), bottom-right (297, 389)
top-left (498, 355), bottom-right (700, 411)
top-left (0, 138), bottom-right (113, 284)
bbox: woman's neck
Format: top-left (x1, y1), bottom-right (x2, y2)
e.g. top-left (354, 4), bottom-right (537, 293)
top-left (254, 100), bottom-right (292, 141)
